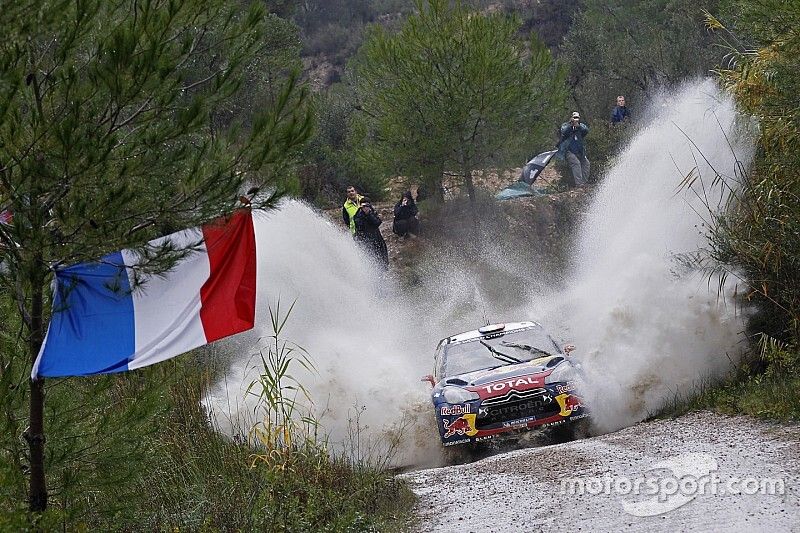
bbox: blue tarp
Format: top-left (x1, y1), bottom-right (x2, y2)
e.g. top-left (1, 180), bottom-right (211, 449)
top-left (495, 182), bottom-right (545, 200)
top-left (496, 149), bottom-right (558, 201)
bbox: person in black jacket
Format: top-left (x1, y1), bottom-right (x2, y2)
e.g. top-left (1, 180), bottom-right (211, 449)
top-left (353, 197), bottom-right (389, 269)
top-left (392, 191), bottom-right (419, 237)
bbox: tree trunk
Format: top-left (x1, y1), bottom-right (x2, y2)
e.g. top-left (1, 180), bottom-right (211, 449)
top-left (26, 279), bottom-right (47, 512)
top-left (25, 70), bottom-right (49, 512)
top-left (424, 170), bottom-right (445, 204)
top-left (463, 168), bottom-right (476, 204)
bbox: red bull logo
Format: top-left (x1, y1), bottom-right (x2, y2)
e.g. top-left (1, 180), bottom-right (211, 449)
top-left (565, 395), bottom-right (581, 410)
top-left (555, 381), bottom-right (576, 394)
top-left (555, 393), bottom-right (582, 416)
top-left (442, 413), bottom-right (478, 438)
top-left (440, 404), bottom-right (471, 416)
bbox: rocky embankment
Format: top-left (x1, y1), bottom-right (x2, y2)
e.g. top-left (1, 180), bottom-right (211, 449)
top-left (323, 167), bottom-right (591, 281)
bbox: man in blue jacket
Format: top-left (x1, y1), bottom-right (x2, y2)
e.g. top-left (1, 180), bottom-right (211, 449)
top-left (558, 112), bottom-right (590, 187)
top-left (611, 95), bottom-right (630, 124)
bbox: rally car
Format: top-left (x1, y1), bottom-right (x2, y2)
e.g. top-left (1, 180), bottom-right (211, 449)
top-left (422, 322), bottom-right (589, 447)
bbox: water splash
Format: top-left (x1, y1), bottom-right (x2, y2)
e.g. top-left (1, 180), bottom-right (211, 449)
top-left (202, 201), bottom-right (438, 466)
top-left (545, 79), bottom-right (755, 431)
top-left (204, 79), bottom-right (755, 464)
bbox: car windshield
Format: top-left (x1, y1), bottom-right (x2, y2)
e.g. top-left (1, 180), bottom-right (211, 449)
top-left (442, 327), bottom-right (560, 377)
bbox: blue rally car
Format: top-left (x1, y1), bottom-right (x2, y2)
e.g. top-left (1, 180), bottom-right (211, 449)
top-left (422, 322), bottom-right (589, 447)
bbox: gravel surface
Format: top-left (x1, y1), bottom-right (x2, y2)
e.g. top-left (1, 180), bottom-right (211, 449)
top-left (401, 412), bottom-right (800, 532)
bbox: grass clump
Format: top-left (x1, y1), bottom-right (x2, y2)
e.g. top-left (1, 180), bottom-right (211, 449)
top-left (663, 336), bottom-right (800, 422)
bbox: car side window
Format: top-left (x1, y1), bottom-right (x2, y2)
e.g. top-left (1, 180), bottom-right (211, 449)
top-left (549, 336), bottom-right (563, 354)
top-left (434, 344), bottom-right (446, 380)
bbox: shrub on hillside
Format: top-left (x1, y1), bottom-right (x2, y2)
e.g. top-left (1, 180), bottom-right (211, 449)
top-left (301, 87), bottom-right (390, 205)
top-left (706, 2), bottom-right (800, 344)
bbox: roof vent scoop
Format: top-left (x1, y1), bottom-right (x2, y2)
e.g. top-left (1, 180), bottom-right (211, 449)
top-left (479, 323), bottom-right (506, 334)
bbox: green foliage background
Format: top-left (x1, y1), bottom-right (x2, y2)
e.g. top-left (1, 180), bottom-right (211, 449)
top-left (558, 0), bottom-right (725, 176)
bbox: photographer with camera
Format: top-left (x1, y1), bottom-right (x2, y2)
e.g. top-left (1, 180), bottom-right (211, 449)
top-left (557, 111), bottom-right (590, 187)
top-left (353, 197), bottom-right (389, 269)
top-left (392, 190), bottom-right (419, 237)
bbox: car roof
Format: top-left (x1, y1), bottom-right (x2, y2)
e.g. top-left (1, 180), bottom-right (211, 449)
top-left (441, 321), bottom-right (542, 345)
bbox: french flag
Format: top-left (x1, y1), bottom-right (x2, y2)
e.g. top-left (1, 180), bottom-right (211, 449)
top-left (32, 210), bottom-right (257, 378)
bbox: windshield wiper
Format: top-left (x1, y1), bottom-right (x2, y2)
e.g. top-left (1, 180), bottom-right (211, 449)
top-left (479, 339), bottom-right (523, 364)
top-left (499, 341), bottom-right (554, 357)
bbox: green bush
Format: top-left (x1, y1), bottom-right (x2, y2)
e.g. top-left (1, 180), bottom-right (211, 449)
top-left (665, 336), bottom-right (800, 421)
top-left (561, 0), bottom-right (723, 121)
top-left (301, 87), bottom-right (390, 206)
top-left (706, 1), bottom-right (800, 344)
top-left (303, 23), bottom-right (366, 65)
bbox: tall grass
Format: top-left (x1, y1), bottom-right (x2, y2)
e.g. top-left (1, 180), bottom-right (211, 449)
top-left (247, 299), bottom-right (319, 470)
top-left (656, 3), bottom-right (800, 422)
top-left (0, 296), bottom-right (415, 530)
top-left (704, 3), bottom-right (800, 344)
top-left (132, 298), bottom-right (416, 531)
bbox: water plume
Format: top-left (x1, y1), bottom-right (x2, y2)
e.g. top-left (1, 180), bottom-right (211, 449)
top-left (545, 79), bottom-right (755, 430)
top-left (204, 79), bottom-right (755, 463)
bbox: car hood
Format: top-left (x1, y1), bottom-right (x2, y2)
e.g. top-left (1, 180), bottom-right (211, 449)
top-left (442, 356), bottom-right (557, 387)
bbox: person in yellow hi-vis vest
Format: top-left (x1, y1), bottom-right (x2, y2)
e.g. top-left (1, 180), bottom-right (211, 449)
top-left (342, 185), bottom-right (363, 235)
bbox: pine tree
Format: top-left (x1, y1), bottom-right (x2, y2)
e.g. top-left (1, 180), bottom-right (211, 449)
top-left (352, 0), bottom-right (566, 203)
top-left (0, 0), bottom-right (311, 511)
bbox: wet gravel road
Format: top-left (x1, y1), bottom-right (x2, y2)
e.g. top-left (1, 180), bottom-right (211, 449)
top-left (401, 412), bottom-right (800, 532)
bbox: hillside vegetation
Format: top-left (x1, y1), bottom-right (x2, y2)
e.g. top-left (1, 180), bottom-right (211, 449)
top-left (672, 0), bottom-right (800, 420)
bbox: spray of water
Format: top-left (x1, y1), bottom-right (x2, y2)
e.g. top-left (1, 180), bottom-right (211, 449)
top-left (540, 79), bottom-right (755, 431)
top-left (204, 79), bottom-right (754, 465)
top-left (202, 201), bottom-right (442, 466)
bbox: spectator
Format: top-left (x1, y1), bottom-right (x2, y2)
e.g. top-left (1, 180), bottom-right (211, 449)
top-left (392, 191), bottom-right (419, 237)
top-left (557, 111), bottom-right (590, 187)
top-left (342, 185), bottom-right (363, 235)
top-left (611, 95), bottom-right (630, 124)
top-left (353, 197), bottom-right (389, 269)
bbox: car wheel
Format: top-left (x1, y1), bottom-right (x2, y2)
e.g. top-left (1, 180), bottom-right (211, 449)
top-left (549, 418), bottom-right (591, 443)
top-left (441, 441), bottom-right (491, 465)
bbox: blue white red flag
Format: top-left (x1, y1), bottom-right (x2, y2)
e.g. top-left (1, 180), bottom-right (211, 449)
top-left (32, 210), bottom-right (257, 378)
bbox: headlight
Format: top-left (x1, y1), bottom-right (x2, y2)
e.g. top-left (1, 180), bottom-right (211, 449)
top-left (545, 362), bottom-right (578, 384)
top-left (441, 386), bottom-right (479, 404)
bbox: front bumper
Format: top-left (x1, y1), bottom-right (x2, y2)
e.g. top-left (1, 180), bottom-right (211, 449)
top-left (435, 384), bottom-right (588, 446)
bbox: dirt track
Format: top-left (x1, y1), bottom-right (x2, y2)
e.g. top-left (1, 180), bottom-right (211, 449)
top-left (401, 412), bottom-right (800, 532)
